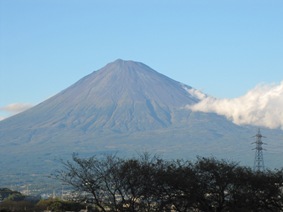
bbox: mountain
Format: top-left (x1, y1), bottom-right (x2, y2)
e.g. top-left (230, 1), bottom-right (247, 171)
top-left (1, 59), bottom-right (199, 132)
top-left (0, 59), bottom-right (282, 188)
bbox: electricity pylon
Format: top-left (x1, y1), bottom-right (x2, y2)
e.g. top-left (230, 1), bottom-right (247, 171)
top-left (252, 128), bottom-right (266, 172)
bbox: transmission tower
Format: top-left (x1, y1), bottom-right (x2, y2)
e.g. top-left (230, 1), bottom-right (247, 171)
top-left (252, 128), bottom-right (266, 172)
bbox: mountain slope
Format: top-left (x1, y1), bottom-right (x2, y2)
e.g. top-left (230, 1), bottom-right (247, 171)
top-left (0, 59), bottom-right (199, 133)
top-left (0, 59), bottom-right (282, 188)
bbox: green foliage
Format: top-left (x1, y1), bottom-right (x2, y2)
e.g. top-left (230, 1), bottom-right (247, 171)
top-left (36, 198), bottom-right (84, 211)
top-left (6, 193), bottom-right (25, 202)
top-left (0, 197), bottom-right (84, 212)
top-left (0, 188), bottom-right (25, 202)
top-left (0, 189), bottom-right (84, 211)
top-left (0, 200), bottom-right (35, 212)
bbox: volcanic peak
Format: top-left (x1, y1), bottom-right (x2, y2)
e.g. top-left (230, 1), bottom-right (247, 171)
top-left (0, 59), bottom-right (200, 132)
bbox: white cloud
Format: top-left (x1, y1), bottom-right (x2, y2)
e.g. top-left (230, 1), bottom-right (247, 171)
top-left (0, 103), bottom-right (33, 120)
top-left (182, 84), bottom-right (207, 100)
top-left (187, 81), bottom-right (283, 130)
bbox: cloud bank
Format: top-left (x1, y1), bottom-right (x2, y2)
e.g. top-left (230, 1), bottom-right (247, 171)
top-left (0, 103), bottom-right (33, 120)
top-left (187, 81), bottom-right (283, 130)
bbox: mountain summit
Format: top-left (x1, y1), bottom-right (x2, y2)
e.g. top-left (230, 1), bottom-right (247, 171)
top-left (0, 59), bottom-right (282, 184)
top-left (1, 59), bottom-right (199, 133)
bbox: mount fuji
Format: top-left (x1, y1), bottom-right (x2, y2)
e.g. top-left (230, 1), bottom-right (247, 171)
top-left (0, 59), bottom-right (282, 186)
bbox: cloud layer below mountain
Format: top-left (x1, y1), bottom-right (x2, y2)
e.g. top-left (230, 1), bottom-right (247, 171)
top-left (187, 81), bottom-right (283, 130)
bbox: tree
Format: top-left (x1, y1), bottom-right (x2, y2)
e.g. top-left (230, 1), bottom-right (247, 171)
top-left (56, 154), bottom-right (283, 212)
top-left (192, 157), bottom-right (239, 212)
top-left (153, 159), bottom-right (199, 211)
top-left (56, 153), bottom-right (166, 211)
top-left (230, 168), bottom-right (283, 211)
top-left (116, 153), bottom-right (169, 211)
top-left (0, 188), bottom-right (25, 201)
top-left (36, 198), bottom-right (84, 212)
top-left (55, 153), bottom-right (124, 211)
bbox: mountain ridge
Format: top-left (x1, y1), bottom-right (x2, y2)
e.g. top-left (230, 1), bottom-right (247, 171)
top-left (0, 59), bottom-right (200, 132)
top-left (0, 59), bottom-right (282, 187)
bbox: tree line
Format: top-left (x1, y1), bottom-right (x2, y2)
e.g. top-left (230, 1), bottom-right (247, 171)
top-left (56, 153), bottom-right (283, 212)
top-left (0, 188), bottom-right (85, 211)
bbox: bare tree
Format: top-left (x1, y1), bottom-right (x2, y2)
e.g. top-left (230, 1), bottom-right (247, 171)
top-left (56, 154), bottom-right (283, 212)
top-left (55, 153), bottom-right (124, 211)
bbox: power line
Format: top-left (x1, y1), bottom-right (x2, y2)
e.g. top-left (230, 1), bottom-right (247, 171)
top-left (252, 128), bottom-right (266, 172)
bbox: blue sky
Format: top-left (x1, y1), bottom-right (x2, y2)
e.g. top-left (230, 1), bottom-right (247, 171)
top-left (1, 0), bottom-right (283, 120)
